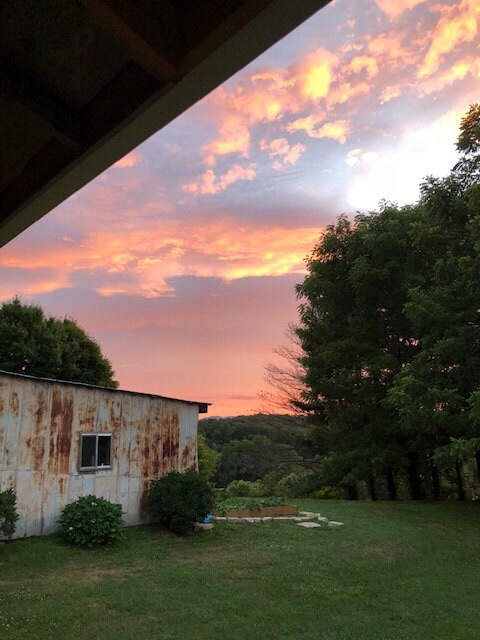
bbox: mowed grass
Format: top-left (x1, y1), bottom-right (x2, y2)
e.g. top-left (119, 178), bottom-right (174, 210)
top-left (1, 501), bottom-right (479, 640)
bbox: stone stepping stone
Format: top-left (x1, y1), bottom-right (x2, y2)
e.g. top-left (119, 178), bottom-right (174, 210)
top-left (317, 516), bottom-right (329, 523)
top-left (328, 521), bottom-right (344, 527)
top-left (297, 521), bottom-right (322, 528)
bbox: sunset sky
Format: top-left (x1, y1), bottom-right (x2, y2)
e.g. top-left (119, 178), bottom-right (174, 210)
top-left (1, 0), bottom-right (479, 415)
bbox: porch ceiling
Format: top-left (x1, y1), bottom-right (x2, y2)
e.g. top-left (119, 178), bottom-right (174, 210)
top-left (0, 0), bottom-right (331, 248)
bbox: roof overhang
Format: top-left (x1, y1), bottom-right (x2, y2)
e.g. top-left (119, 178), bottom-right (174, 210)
top-left (0, 0), bottom-right (331, 248)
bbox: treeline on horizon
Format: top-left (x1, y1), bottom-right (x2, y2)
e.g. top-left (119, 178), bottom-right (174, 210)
top-left (198, 413), bottom-right (332, 498)
top-left (201, 106), bottom-right (480, 502)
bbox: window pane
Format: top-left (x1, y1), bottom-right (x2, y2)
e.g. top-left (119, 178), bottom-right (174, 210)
top-left (97, 435), bottom-right (112, 467)
top-left (81, 435), bottom-right (97, 468)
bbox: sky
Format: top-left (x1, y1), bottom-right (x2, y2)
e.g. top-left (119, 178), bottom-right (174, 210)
top-left (0, 0), bottom-right (479, 416)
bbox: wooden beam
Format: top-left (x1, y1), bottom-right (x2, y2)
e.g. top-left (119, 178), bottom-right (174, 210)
top-left (0, 139), bottom-right (77, 228)
top-left (0, 59), bottom-right (81, 150)
top-left (178, 0), bottom-right (273, 76)
top-left (82, 0), bottom-right (179, 82)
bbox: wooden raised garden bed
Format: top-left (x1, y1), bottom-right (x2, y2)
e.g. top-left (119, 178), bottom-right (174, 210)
top-left (215, 504), bottom-right (298, 518)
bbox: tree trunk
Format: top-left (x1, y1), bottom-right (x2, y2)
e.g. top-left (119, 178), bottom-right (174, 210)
top-left (385, 468), bottom-right (397, 501)
top-left (455, 461), bottom-right (465, 501)
top-left (367, 476), bottom-right (377, 501)
top-left (346, 483), bottom-right (358, 500)
top-left (408, 454), bottom-right (423, 500)
top-left (423, 454), bottom-right (433, 501)
top-left (431, 461), bottom-right (440, 500)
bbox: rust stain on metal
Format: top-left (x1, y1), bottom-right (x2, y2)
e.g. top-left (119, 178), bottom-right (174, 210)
top-left (81, 403), bottom-right (97, 429)
top-left (182, 437), bottom-right (196, 471)
top-left (151, 429), bottom-right (161, 478)
top-left (142, 413), bottom-right (152, 478)
top-left (48, 389), bottom-right (73, 475)
top-left (32, 392), bottom-right (46, 471)
top-left (58, 476), bottom-right (66, 495)
top-left (10, 391), bottom-right (19, 416)
top-left (161, 412), bottom-right (179, 475)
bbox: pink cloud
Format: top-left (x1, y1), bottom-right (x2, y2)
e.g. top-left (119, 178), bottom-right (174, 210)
top-left (419, 56), bottom-right (480, 95)
top-left (418, 0), bottom-right (479, 78)
top-left (286, 116), bottom-right (350, 143)
top-left (374, 0), bottom-right (426, 18)
top-left (182, 164), bottom-right (256, 195)
top-left (113, 150), bottom-right (142, 168)
top-left (261, 137), bottom-right (306, 169)
top-left (346, 55), bottom-right (379, 79)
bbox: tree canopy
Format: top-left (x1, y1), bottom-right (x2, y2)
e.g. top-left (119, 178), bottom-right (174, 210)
top-left (294, 106), bottom-right (480, 500)
top-left (0, 299), bottom-right (118, 388)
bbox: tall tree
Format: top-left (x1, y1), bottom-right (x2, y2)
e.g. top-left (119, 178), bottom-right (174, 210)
top-left (296, 207), bottom-right (418, 498)
top-left (0, 299), bottom-right (118, 388)
top-left (386, 108), bottom-right (480, 497)
top-left (295, 106), bottom-right (480, 499)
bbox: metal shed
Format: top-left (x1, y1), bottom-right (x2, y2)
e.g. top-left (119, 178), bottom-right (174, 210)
top-left (0, 370), bottom-right (208, 538)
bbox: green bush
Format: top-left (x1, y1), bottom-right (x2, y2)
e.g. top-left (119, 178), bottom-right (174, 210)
top-left (0, 488), bottom-right (19, 539)
top-left (215, 495), bottom-right (285, 515)
top-left (147, 470), bottom-right (215, 535)
top-left (310, 486), bottom-right (346, 500)
top-left (225, 479), bottom-right (256, 497)
top-left (276, 472), bottom-right (310, 497)
top-left (198, 434), bottom-right (219, 480)
top-left (59, 495), bottom-right (124, 547)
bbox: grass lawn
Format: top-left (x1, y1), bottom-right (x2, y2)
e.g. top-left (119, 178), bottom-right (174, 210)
top-left (1, 500), bottom-right (479, 640)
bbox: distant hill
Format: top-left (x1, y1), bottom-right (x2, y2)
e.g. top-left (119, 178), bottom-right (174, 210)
top-left (199, 413), bottom-right (308, 451)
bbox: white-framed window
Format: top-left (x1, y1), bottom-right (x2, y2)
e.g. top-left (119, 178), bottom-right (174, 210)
top-left (79, 433), bottom-right (112, 471)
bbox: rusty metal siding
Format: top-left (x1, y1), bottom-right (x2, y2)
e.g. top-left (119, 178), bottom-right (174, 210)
top-left (0, 373), bottom-right (200, 538)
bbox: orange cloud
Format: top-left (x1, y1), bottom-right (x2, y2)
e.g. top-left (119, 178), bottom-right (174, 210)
top-left (261, 137), bottom-right (306, 169)
top-left (420, 56), bottom-right (480, 94)
top-left (113, 151), bottom-right (142, 168)
top-left (286, 116), bottom-right (350, 143)
top-left (374, 0), bottom-right (426, 18)
top-left (199, 48), bottom-right (338, 168)
top-left (203, 114), bottom-right (251, 161)
top-left (182, 164), bottom-right (256, 195)
top-left (0, 213), bottom-right (323, 300)
top-left (379, 84), bottom-right (404, 103)
top-left (365, 29), bottom-right (415, 67)
top-left (346, 55), bottom-right (379, 79)
top-left (328, 81), bottom-right (370, 106)
top-left (0, 276), bottom-right (71, 300)
top-left (418, 0), bottom-right (479, 78)
top-left (297, 49), bottom-right (338, 101)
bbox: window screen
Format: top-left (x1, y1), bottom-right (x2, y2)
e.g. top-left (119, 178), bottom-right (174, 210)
top-left (97, 435), bottom-right (111, 467)
top-left (81, 434), bottom-right (97, 468)
top-left (80, 434), bottom-right (112, 470)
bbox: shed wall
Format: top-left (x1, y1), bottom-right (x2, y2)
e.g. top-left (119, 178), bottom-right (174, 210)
top-left (0, 374), bottom-right (199, 537)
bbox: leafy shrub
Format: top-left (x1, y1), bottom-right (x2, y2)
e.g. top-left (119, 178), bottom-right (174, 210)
top-left (197, 434), bottom-right (219, 480)
top-left (59, 495), bottom-right (124, 547)
top-left (0, 488), bottom-right (19, 539)
top-left (276, 472), bottom-right (310, 497)
top-left (310, 486), bottom-right (346, 500)
top-left (147, 470), bottom-right (215, 535)
top-left (225, 479), bottom-right (257, 497)
top-left (215, 495), bottom-right (285, 515)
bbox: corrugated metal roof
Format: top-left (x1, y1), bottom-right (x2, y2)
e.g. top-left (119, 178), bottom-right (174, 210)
top-left (0, 369), bottom-right (210, 411)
